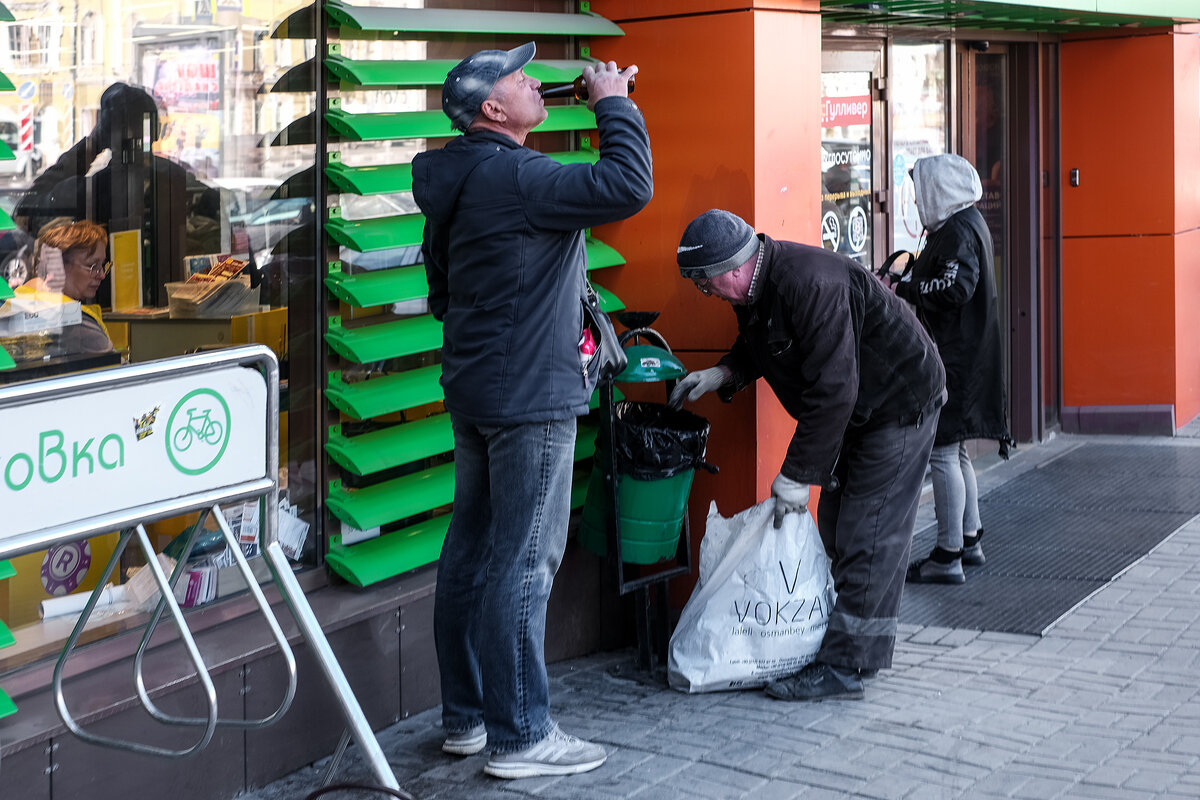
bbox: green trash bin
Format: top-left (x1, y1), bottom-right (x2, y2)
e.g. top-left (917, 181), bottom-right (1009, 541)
top-left (580, 401), bottom-right (711, 565)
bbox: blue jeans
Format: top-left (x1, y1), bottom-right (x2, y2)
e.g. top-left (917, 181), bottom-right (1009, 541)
top-left (434, 416), bottom-right (576, 753)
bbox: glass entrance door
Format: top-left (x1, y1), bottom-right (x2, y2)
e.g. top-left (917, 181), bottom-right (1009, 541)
top-left (821, 47), bottom-right (883, 271)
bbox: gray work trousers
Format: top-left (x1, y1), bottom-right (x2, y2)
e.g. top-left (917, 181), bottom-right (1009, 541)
top-left (815, 403), bottom-right (939, 670)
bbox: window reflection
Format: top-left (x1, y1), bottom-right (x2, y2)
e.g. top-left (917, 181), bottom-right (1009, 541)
top-left (0, 0), bottom-right (316, 670)
top-left (890, 43), bottom-right (947, 254)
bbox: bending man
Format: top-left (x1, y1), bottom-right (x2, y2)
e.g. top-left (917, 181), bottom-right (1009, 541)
top-left (670, 209), bottom-right (943, 700)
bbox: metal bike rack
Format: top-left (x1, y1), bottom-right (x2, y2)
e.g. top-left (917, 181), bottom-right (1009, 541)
top-left (0, 345), bottom-right (399, 791)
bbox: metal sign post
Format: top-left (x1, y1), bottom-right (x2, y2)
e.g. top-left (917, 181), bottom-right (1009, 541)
top-left (0, 345), bottom-right (399, 791)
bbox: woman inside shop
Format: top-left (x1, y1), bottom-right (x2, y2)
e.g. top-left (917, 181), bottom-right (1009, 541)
top-left (20, 218), bottom-right (114, 354)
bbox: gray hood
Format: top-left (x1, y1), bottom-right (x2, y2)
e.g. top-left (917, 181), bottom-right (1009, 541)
top-left (913, 153), bottom-right (982, 232)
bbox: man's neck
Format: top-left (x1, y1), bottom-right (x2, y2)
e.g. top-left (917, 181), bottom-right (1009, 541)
top-left (467, 120), bottom-right (529, 146)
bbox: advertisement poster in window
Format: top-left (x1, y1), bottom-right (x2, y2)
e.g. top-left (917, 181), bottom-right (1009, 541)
top-left (820, 73), bottom-right (872, 270)
top-left (143, 47), bottom-right (222, 179)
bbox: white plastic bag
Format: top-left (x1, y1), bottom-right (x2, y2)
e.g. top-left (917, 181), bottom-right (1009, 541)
top-left (667, 499), bottom-right (835, 693)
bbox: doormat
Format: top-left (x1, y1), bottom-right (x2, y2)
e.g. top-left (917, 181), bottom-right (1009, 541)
top-left (899, 443), bottom-right (1200, 635)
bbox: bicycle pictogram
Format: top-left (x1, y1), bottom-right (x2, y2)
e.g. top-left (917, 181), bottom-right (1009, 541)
top-left (172, 407), bottom-right (225, 452)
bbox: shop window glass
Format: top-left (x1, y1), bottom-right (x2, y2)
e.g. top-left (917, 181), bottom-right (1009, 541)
top-left (890, 43), bottom-right (947, 254)
top-left (821, 70), bottom-right (873, 269)
top-left (0, 0), bottom-right (316, 672)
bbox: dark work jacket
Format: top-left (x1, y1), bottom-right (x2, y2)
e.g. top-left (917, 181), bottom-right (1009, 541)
top-left (895, 206), bottom-right (1011, 450)
top-left (411, 97), bottom-right (652, 425)
top-left (718, 236), bottom-right (946, 486)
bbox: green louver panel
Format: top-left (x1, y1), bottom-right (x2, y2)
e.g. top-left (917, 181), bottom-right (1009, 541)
top-left (0, 207), bottom-right (17, 232)
top-left (325, 2), bottom-right (624, 37)
top-left (0, 280), bottom-right (12, 300)
top-left (593, 284), bottom-right (625, 313)
top-left (0, 561), bottom-right (13, 579)
top-left (327, 463), bottom-right (455, 530)
top-left (327, 366), bottom-right (444, 419)
top-left (326, 150), bottom-right (598, 196)
top-left (326, 160), bottom-right (414, 196)
top-left (326, 52), bottom-right (588, 88)
top-left (0, 346), bottom-right (14, 371)
top-left (326, 315), bottom-right (442, 363)
top-left (326, 212), bottom-right (423, 253)
top-left (586, 237), bottom-right (624, 271)
top-left (326, 262), bottom-right (427, 307)
top-left (326, 104), bottom-right (597, 142)
top-left (0, 689), bottom-right (15, 719)
top-left (0, 3), bottom-right (13, 22)
top-left (0, 140), bottom-right (13, 161)
top-left (0, 620), bottom-right (11, 648)
top-left (327, 414), bottom-right (454, 476)
top-left (0, 73), bottom-right (13, 92)
top-left (327, 515), bottom-right (450, 587)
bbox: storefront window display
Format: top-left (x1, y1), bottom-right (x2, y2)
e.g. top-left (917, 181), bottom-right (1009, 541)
top-left (820, 70), bottom-right (873, 269)
top-left (0, 0), bottom-right (317, 671)
top-left (889, 43), bottom-right (947, 255)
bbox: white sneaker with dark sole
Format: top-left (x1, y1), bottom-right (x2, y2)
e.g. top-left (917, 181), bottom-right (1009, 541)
top-left (442, 723), bottom-right (487, 756)
top-left (484, 724), bottom-right (606, 779)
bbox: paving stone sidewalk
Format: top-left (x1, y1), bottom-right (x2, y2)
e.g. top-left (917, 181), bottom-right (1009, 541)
top-left (244, 434), bottom-right (1200, 800)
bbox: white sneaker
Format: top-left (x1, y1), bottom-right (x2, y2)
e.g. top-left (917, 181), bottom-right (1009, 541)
top-left (484, 724), bottom-right (607, 779)
top-left (442, 723), bottom-right (487, 755)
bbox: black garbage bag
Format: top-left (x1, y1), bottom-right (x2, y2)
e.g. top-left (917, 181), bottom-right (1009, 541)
top-left (612, 401), bottom-right (715, 480)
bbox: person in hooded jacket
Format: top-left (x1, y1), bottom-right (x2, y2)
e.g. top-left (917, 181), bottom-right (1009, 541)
top-left (888, 153), bottom-right (1012, 585)
top-left (410, 42), bottom-right (651, 779)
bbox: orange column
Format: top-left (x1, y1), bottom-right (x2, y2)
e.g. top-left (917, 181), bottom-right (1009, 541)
top-left (590, 2), bottom-right (821, 600)
top-left (1060, 27), bottom-right (1200, 431)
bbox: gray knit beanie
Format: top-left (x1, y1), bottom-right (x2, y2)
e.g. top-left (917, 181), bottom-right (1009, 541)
top-left (676, 209), bottom-right (759, 280)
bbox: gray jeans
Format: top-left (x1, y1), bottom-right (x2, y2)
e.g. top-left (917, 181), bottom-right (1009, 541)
top-left (815, 403), bottom-right (939, 670)
top-left (929, 441), bottom-right (981, 552)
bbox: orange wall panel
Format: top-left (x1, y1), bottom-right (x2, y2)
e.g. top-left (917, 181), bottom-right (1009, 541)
top-left (753, 11), bottom-right (822, 246)
top-left (1061, 32), bottom-right (1175, 238)
top-left (1175, 229), bottom-right (1200, 425)
top-left (591, 14), bottom-right (756, 354)
top-left (593, 1), bottom-right (819, 20)
top-left (1061, 236), bottom-right (1175, 407)
top-left (1174, 30), bottom-right (1200, 234)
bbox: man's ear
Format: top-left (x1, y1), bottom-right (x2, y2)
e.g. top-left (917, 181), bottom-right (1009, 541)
top-left (479, 98), bottom-right (505, 124)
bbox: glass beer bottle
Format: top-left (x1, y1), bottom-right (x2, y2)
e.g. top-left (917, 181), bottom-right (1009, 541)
top-left (540, 72), bottom-right (636, 101)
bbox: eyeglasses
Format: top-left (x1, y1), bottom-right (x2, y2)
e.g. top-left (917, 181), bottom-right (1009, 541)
top-left (71, 260), bottom-right (112, 277)
top-left (692, 277), bottom-right (712, 296)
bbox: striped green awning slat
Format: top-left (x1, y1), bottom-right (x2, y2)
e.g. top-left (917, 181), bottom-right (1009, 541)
top-left (326, 515), bottom-right (450, 587)
top-left (325, 314), bottom-right (442, 363)
top-left (326, 212), bottom-right (423, 253)
top-left (327, 366), bottom-right (444, 420)
top-left (327, 462), bottom-right (455, 530)
top-left (326, 263), bottom-right (428, 307)
top-left (324, 2), bottom-right (624, 36)
top-left (326, 150), bottom-right (597, 196)
top-left (327, 414), bottom-right (455, 476)
top-left (326, 105), bottom-right (597, 142)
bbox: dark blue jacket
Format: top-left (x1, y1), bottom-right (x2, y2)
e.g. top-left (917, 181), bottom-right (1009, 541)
top-left (718, 237), bottom-right (946, 485)
top-left (412, 97), bottom-right (652, 425)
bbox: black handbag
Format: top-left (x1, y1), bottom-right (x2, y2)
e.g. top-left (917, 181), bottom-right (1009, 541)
top-left (582, 281), bottom-right (627, 381)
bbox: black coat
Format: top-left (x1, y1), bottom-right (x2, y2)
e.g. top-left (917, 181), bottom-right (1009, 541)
top-left (717, 237), bottom-right (945, 486)
top-left (895, 206), bottom-right (1011, 449)
top-left (412, 97), bottom-right (653, 425)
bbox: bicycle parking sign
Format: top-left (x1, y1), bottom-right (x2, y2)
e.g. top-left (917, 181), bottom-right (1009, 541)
top-left (166, 388), bottom-right (232, 475)
top-left (0, 363), bottom-right (267, 543)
